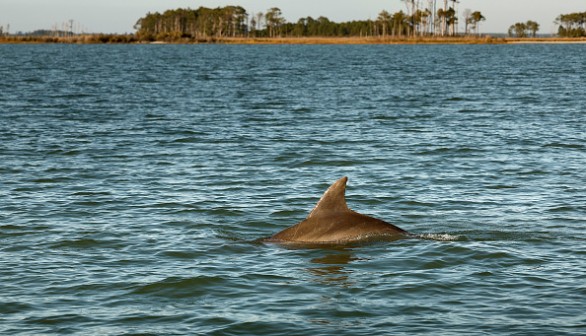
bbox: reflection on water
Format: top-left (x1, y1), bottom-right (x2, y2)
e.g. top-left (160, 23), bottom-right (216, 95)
top-left (308, 250), bottom-right (361, 286)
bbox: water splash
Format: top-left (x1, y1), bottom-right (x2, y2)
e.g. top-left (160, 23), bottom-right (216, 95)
top-left (416, 233), bottom-right (462, 241)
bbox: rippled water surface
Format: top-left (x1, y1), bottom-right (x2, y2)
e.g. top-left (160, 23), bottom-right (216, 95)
top-left (1, 44), bottom-right (585, 335)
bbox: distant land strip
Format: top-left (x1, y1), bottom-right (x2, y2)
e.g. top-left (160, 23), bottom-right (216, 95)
top-left (3, 6), bottom-right (584, 44)
top-left (1, 35), bottom-right (586, 45)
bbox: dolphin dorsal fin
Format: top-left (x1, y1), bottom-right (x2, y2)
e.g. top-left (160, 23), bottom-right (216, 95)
top-left (307, 176), bottom-right (350, 218)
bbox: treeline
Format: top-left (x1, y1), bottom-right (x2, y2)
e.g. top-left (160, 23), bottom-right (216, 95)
top-left (133, 6), bottom-right (398, 40)
top-left (134, 6), bottom-right (249, 40)
top-left (281, 10), bottom-right (483, 38)
top-left (279, 14), bottom-right (407, 38)
top-left (556, 11), bottom-right (586, 37)
top-left (134, 5), bottom-right (487, 41)
top-left (508, 21), bottom-right (540, 38)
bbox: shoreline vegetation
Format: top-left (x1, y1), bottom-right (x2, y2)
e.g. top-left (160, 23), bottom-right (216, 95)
top-left (1, 5), bottom-right (585, 45)
top-left (1, 35), bottom-right (586, 45)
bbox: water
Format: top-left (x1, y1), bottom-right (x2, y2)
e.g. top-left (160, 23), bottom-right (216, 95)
top-left (1, 43), bottom-right (585, 335)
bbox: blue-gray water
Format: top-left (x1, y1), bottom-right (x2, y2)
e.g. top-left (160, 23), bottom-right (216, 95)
top-left (1, 43), bottom-right (585, 335)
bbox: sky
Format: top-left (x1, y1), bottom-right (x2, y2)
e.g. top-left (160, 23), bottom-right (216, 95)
top-left (1, 0), bottom-right (584, 35)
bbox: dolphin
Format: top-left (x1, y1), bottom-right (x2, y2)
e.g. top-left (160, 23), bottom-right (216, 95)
top-left (266, 176), bottom-right (409, 244)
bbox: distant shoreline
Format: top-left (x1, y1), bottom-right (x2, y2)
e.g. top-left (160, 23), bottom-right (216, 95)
top-left (219, 36), bottom-right (586, 45)
top-left (1, 35), bottom-right (586, 45)
top-left (505, 38), bottom-right (586, 44)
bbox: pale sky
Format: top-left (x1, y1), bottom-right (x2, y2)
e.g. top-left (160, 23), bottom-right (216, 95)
top-left (1, 0), bottom-right (584, 34)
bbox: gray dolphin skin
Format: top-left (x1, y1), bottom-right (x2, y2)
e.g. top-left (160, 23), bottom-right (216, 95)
top-left (266, 176), bottom-right (408, 244)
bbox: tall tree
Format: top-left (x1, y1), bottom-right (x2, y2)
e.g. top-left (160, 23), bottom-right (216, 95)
top-left (265, 7), bottom-right (285, 37)
top-left (555, 11), bottom-right (586, 37)
top-left (463, 9), bottom-right (472, 35)
top-left (428, 0), bottom-right (437, 34)
top-left (391, 11), bottom-right (409, 36)
top-left (441, 0), bottom-right (448, 36)
top-left (449, 0), bottom-right (458, 35)
top-left (255, 12), bottom-right (264, 32)
top-left (508, 22), bottom-right (527, 37)
top-left (439, 7), bottom-right (456, 36)
top-left (469, 11), bottom-right (486, 36)
top-left (401, 0), bottom-right (417, 36)
top-left (377, 10), bottom-right (392, 37)
top-left (249, 16), bottom-right (257, 36)
top-left (416, 8), bottom-right (432, 35)
top-left (525, 20), bottom-right (540, 37)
